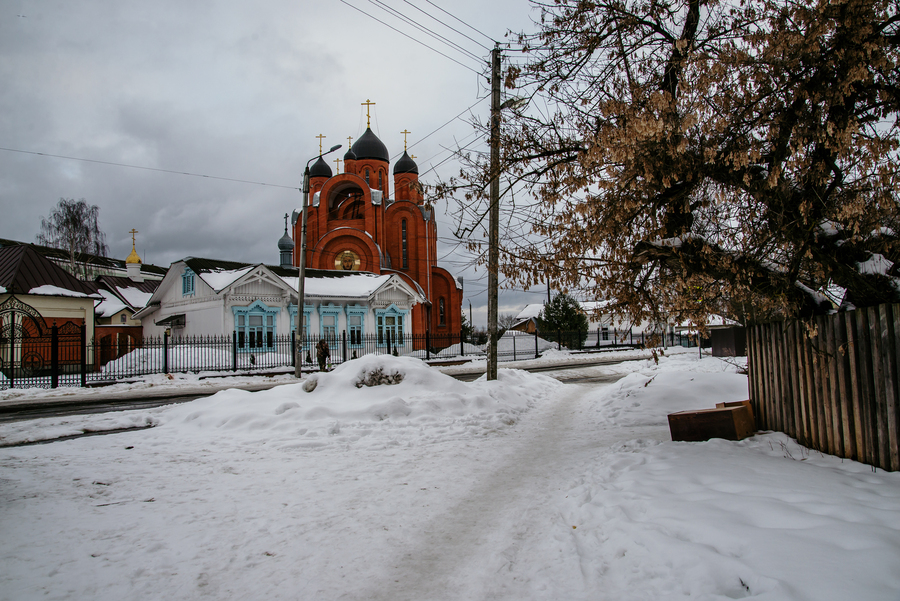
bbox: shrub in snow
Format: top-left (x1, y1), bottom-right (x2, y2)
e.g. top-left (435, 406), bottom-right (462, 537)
top-left (354, 365), bottom-right (404, 388)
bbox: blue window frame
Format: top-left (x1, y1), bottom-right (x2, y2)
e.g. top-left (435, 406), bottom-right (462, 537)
top-left (376, 304), bottom-right (406, 348)
top-left (233, 301), bottom-right (278, 351)
top-left (182, 267), bottom-right (195, 296)
top-left (345, 304), bottom-right (367, 347)
top-left (318, 304), bottom-right (342, 341)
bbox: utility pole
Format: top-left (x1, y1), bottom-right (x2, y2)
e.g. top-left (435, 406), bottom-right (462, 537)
top-left (487, 43), bottom-right (501, 381)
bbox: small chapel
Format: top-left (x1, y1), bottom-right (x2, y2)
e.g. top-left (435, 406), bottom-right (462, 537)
top-left (289, 106), bottom-right (462, 339)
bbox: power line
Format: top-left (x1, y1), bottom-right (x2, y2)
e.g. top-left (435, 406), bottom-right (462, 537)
top-left (338, 0), bottom-right (482, 75)
top-left (423, 0), bottom-right (497, 45)
top-left (390, 95), bottom-right (487, 162)
top-left (370, 0), bottom-right (484, 63)
top-left (0, 146), bottom-right (299, 189)
top-left (399, 0), bottom-right (491, 52)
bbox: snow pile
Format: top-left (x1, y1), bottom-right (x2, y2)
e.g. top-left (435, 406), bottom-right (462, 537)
top-left (152, 355), bottom-right (563, 448)
top-left (589, 351), bottom-right (748, 426)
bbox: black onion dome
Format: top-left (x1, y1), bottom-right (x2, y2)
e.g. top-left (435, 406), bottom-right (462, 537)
top-left (343, 147), bottom-right (357, 161)
top-left (278, 230), bottom-right (294, 251)
top-left (393, 150), bottom-right (418, 175)
top-left (351, 128), bottom-right (389, 162)
top-left (309, 156), bottom-right (332, 179)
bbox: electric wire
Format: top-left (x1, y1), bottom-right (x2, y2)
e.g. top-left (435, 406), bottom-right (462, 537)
top-left (399, 0), bottom-right (491, 52)
top-left (370, 0), bottom-right (484, 63)
top-left (0, 146), bottom-right (299, 189)
top-left (423, 0), bottom-right (497, 45)
top-left (338, 0), bottom-right (482, 75)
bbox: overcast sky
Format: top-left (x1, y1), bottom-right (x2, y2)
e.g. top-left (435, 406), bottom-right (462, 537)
top-left (0, 0), bottom-right (554, 326)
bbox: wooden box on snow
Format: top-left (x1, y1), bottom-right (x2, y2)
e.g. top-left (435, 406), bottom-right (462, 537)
top-left (668, 404), bottom-right (755, 442)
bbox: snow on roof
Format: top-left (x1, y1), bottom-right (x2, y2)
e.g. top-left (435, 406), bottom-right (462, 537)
top-left (515, 303), bottom-right (545, 320)
top-left (197, 266), bottom-right (255, 292)
top-left (278, 273), bottom-right (395, 299)
top-left (28, 284), bottom-right (97, 298)
top-left (0, 285), bottom-right (5, 294)
top-left (115, 286), bottom-right (154, 309)
top-left (95, 289), bottom-right (129, 318)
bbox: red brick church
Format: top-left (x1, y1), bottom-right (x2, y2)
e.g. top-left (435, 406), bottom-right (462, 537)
top-left (291, 116), bottom-right (462, 339)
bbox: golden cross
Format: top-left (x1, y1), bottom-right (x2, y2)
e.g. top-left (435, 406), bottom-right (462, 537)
top-left (129, 228), bottom-right (138, 247)
top-left (334, 157), bottom-right (342, 172)
top-left (410, 154), bottom-right (417, 161)
top-left (347, 135), bottom-right (353, 149)
top-left (361, 99), bottom-right (375, 128)
top-left (401, 129), bottom-right (411, 151)
top-left (316, 133), bottom-right (326, 154)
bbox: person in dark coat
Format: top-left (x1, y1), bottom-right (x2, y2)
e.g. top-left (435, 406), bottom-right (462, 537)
top-left (316, 338), bottom-right (330, 372)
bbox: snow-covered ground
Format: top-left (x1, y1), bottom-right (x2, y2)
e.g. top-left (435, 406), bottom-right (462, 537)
top-left (1, 350), bottom-right (898, 600)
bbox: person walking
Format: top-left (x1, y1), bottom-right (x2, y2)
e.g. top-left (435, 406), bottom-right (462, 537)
top-left (316, 337), bottom-right (330, 372)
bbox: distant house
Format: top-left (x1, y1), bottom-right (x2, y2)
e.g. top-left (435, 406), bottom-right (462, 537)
top-left (0, 244), bottom-right (102, 378)
top-left (509, 300), bottom-right (672, 345)
top-left (133, 257), bottom-right (425, 353)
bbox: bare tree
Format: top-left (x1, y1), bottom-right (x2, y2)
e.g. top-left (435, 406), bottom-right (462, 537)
top-left (438, 0), bottom-right (900, 326)
top-left (36, 198), bottom-right (109, 280)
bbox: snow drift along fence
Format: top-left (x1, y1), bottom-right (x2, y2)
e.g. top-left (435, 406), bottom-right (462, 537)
top-left (748, 304), bottom-right (900, 472)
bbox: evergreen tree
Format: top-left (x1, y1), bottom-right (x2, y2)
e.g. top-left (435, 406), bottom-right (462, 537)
top-left (536, 293), bottom-right (589, 346)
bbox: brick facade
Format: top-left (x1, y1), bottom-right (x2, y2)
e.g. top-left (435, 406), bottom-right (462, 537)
top-left (294, 127), bottom-right (462, 339)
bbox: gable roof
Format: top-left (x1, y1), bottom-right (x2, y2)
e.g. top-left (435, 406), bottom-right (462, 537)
top-left (0, 244), bottom-right (99, 298)
top-left (94, 275), bottom-right (160, 314)
top-left (0, 237), bottom-right (167, 278)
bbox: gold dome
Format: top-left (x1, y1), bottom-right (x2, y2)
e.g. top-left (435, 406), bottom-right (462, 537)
top-left (125, 246), bottom-right (142, 264)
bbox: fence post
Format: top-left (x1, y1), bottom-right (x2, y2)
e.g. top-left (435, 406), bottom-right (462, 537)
top-left (534, 329), bottom-right (539, 359)
top-left (426, 330), bottom-right (431, 360)
top-left (387, 329), bottom-right (393, 356)
top-left (232, 331), bottom-right (238, 371)
top-left (342, 330), bottom-right (347, 365)
top-left (80, 323), bottom-right (87, 387)
top-left (51, 323), bottom-right (59, 389)
top-left (557, 328), bottom-right (562, 351)
top-left (513, 333), bottom-right (517, 361)
top-left (163, 330), bottom-right (169, 374)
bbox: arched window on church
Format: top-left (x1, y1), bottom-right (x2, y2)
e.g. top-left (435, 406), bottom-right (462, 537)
top-left (439, 297), bottom-right (446, 326)
top-left (365, 168), bottom-right (370, 184)
top-left (378, 170), bottom-right (383, 190)
top-left (401, 219), bottom-right (408, 269)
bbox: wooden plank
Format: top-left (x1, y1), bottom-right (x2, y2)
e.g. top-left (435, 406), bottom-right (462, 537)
top-left (787, 321), bottom-right (803, 439)
top-left (758, 324), bottom-right (771, 431)
top-left (846, 310), bottom-right (864, 463)
top-left (771, 321), bottom-right (784, 433)
top-left (802, 319), bottom-right (820, 450)
top-left (794, 319), bottom-right (811, 445)
top-left (881, 304), bottom-right (900, 471)
top-left (857, 308), bottom-right (876, 466)
top-left (836, 312), bottom-right (857, 461)
top-left (780, 322), bottom-right (796, 437)
top-left (869, 305), bottom-right (889, 470)
top-left (747, 327), bottom-right (758, 423)
top-left (823, 314), bottom-right (839, 455)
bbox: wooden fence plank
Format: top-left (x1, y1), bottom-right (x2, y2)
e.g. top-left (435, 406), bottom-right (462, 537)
top-left (869, 306), bottom-right (889, 470)
top-left (802, 320), bottom-right (819, 450)
top-left (787, 321), bottom-right (803, 439)
top-left (759, 324), bottom-right (772, 431)
top-left (858, 308), bottom-right (877, 466)
top-left (772, 322), bottom-right (784, 433)
top-left (881, 304), bottom-right (900, 471)
top-left (814, 315), bottom-right (834, 455)
top-left (824, 314), bottom-right (841, 455)
top-left (836, 312), bottom-right (857, 461)
top-left (845, 310), bottom-right (864, 463)
top-left (795, 319), bottom-right (811, 445)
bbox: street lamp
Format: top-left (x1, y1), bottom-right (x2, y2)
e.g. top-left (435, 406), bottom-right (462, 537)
top-left (295, 143), bottom-right (342, 378)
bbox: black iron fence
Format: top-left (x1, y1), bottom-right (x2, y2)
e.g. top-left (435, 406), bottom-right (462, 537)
top-left (1, 324), bottom-right (662, 390)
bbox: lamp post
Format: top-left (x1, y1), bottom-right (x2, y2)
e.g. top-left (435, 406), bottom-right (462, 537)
top-left (295, 143), bottom-right (342, 378)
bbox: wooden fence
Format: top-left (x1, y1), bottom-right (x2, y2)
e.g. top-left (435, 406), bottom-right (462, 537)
top-left (748, 304), bottom-right (900, 472)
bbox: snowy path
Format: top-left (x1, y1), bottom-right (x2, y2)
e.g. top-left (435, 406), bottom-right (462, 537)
top-left (347, 382), bottom-right (667, 601)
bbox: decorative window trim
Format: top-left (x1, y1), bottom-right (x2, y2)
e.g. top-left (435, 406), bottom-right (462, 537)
top-left (317, 303), bottom-right (342, 340)
top-left (182, 267), bottom-right (195, 297)
top-left (232, 300), bottom-right (278, 351)
top-left (345, 304), bottom-right (367, 347)
top-left (375, 303), bottom-right (407, 348)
